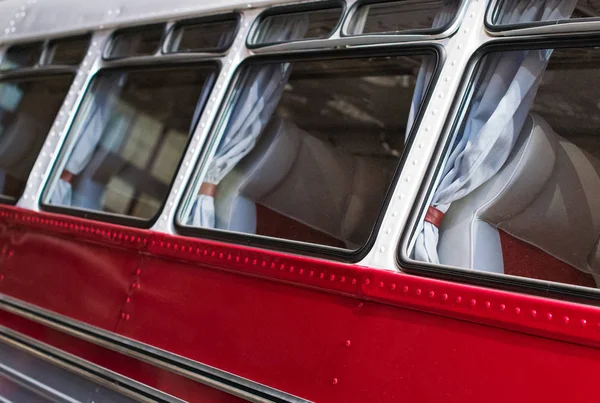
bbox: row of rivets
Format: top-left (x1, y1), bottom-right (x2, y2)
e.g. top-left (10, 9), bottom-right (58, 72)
top-left (120, 266), bottom-right (142, 322)
top-left (365, 278), bottom-right (598, 330)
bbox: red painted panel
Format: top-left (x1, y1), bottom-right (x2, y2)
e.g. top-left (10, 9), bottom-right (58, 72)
top-left (1, 205), bottom-right (600, 402)
top-left (118, 256), bottom-right (356, 402)
top-left (0, 224), bottom-right (138, 330)
top-left (0, 309), bottom-right (245, 403)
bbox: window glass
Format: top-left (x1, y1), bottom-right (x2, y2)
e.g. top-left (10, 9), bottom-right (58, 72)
top-left (0, 74), bottom-right (73, 201)
top-left (45, 65), bottom-right (215, 221)
top-left (184, 53), bottom-right (435, 251)
top-left (349, 0), bottom-right (461, 34)
top-left (491, 0), bottom-right (585, 26)
top-left (47, 35), bottom-right (90, 65)
top-left (169, 18), bottom-right (237, 53)
top-left (410, 45), bottom-right (600, 290)
top-left (108, 25), bottom-right (164, 59)
top-left (1, 42), bottom-right (43, 69)
top-left (252, 6), bottom-right (343, 45)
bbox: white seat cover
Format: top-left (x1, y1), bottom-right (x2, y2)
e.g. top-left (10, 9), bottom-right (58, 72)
top-left (439, 114), bottom-right (600, 284)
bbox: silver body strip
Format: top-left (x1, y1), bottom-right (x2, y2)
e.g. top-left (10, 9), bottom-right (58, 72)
top-left (0, 294), bottom-right (312, 403)
top-left (0, 326), bottom-right (183, 403)
top-left (0, 362), bottom-right (81, 403)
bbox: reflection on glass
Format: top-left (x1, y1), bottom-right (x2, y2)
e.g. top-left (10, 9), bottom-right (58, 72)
top-left (253, 7), bottom-right (343, 44)
top-left (169, 18), bottom-right (237, 52)
top-left (46, 65), bottom-right (215, 220)
top-left (492, 0), bottom-right (588, 25)
top-left (47, 35), bottom-right (90, 65)
top-left (350, 0), bottom-right (461, 35)
top-left (185, 54), bottom-right (434, 250)
top-left (0, 75), bottom-right (73, 200)
top-left (412, 45), bottom-right (600, 290)
top-left (108, 25), bottom-right (164, 58)
top-left (1, 42), bottom-right (43, 69)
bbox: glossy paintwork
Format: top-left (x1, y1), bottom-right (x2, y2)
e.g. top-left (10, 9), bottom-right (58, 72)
top-left (0, 205), bottom-right (600, 402)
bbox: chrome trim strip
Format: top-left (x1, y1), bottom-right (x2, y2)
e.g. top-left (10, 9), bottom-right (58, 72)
top-left (0, 294), bottom-right (312, 403)
top-left (0, 361), bottom-right (81, 403)
top-left (0, 326), bottom-right (183, 403)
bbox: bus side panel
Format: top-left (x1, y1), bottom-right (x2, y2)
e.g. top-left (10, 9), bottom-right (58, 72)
top-left (0, 221), bottom-right (139, 331)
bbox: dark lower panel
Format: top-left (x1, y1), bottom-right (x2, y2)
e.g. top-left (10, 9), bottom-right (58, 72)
top-left (0, 310), bottom-right (247, 403)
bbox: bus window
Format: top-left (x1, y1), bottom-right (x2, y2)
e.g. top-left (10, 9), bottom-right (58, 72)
top-left (168, 16), bottom-right (238, 53)
top-left (107, 24), bottom-right (165, 59)
top-left (182, 51), bottom-right (436, 252)
top-left (0, 75), bottom-right (73, 202)
top-left (46, 35), bottom-right (90, 65)
top-left (44, 65), bottom-right (216, 223)
top-left (251, 4), bottom-right (343, 45)
top-left (409, 44), bottom-right (600, 290)
top-left (349, 0), bottom-right (461, 35)
top-left (490, 0), bottom-right (595, 26)
top-left (1, 42), bottom-right (43, 69)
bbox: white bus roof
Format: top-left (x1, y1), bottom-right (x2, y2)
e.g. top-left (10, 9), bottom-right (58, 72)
top-left (0, 0), bottom-right (306, 43)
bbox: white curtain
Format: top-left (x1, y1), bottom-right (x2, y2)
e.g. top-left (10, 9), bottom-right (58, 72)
top-left (405, 0), bottom-right (460, 136)
top-left (189, 16), bottom-right (308, 228)
top-left (413, 0), bottom-right (577, 263)
top-left (49, 73), bottom-right (126, 208)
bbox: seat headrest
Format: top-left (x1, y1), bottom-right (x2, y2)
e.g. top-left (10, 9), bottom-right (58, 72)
top-left (481, 114), bottom-right (600, 279)
top-left (438, 114), bottom-right (559, 272)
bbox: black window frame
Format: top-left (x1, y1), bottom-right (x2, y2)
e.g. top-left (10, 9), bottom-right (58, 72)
top-left (164, 13), bottom-right (241, 54)
top-left (398, 34), bottom-right (600, 307)
top-left (247, 0), bottom-right (347, 48)
top-left (176, 45), bottom-right (443, 263)
top-left (485, 0), bottom-right (600, 33)
top-left (343, 0), bottom-right (465, 37)
top-left (0, 67), bottom-right (77, 205)
top-left (104, 23), bottom-right (167, 60)
top-left (44, 34), bottom-right (92, 66)
top-left (40, 61), bottom-right (219, 228)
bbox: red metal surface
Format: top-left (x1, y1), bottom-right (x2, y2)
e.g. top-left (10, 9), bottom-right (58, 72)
top-left (1, 205), bottom-right (600, 402)
top-left (0, 309), bottom-right (245, 403)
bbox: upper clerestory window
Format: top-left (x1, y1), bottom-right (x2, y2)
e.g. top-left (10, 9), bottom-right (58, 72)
top-left (489, 0), bottom-right (597, 29)
top-left (167, 15), bottom-right (238, 53)
top-left (250, 2), bottom-right (344, 46)
top-left (43, 64), bottom-right (217, 224)
top-left (1, 42), bottom-right (44, 70)
top-left (107, 24), bottom-right (165, 59)
top-left (46, 35), bottom-right (91, 65)
top-left (348, 0), bottom-right (462, 35)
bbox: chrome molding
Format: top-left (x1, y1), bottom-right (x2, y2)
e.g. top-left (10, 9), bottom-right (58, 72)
top-left (0, 325), bottom-right (183, 403)
top-left (0, 361), bottom-right (80, 403)
top-left (0, 294), bottom-right (312, 403)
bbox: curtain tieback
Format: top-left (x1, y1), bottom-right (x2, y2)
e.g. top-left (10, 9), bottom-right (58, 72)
top-left (60, 170), bottom-right (76, 185)
top-left (424, 206), bottom-right (444, 228)
top-left (199, 182), bottom-right (217, 197)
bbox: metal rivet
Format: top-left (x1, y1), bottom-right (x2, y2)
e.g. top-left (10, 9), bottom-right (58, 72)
top-left (531, 310), bottom-right (537, 318)
top-left (456, 296), bottom-right (462, 303)
top-left (429, 291), bottom-right (435, 298)
top-left (500, 304), bottom-right (506, 312)
top-left (470, 299), bottom-right (476, 307)
top-left (332, 378), bottom-right (338, 385)
top-left (345, 340), bottom-right (351, 347)
top-left (416, 288), bottom-right (421, 296)
top-left (563, 316), bottom-right (570, 325)
top-left (546, 313), bottom-right (553, 321)
top-left (515, 307), bottom-right (521, 315)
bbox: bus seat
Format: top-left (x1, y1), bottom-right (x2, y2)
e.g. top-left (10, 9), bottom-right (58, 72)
top-left (0, 114), bottom-right (43, 179)
top-left (438, 114), bottom-right (600, 285)
top-left (217, 116), bottom-right (391, 248)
